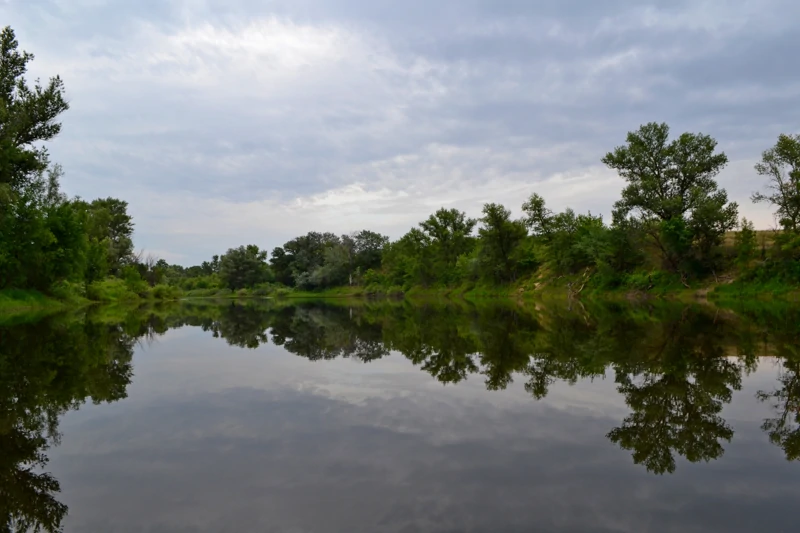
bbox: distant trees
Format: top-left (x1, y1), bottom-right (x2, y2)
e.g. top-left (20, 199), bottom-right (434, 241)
top-left (269, 230), bottom-right (389, 290)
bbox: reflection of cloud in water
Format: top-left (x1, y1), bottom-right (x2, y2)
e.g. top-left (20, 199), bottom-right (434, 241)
top-left (52, 381), bottom-right (799, 533)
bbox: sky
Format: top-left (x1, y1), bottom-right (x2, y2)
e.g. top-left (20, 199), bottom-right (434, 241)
top-left (3, 0), bottom-right (799, 265)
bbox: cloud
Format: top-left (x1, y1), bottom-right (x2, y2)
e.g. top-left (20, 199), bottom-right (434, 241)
top-left (2, 0), bottom-right (799, 263)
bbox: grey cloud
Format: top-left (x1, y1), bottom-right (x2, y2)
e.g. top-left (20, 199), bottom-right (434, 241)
top-left (50, 385), bottom-right (800, 533)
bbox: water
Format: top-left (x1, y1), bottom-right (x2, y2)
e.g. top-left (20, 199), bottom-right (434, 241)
top-left (2, 299), bottom-right (800, 532)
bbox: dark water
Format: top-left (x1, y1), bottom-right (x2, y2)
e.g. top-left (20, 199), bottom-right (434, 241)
top-left (2, 299), bottom-right (800, 533)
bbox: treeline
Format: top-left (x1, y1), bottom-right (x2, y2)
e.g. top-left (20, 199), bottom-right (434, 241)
top-left (169, 124), bottom-right (800, 296)
top-left (2, 24), bottom-right (799, 303)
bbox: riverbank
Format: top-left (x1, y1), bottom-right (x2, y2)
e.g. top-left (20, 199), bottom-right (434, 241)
top-left (0, 290), bottom-right (73, 323)
top-left (4, 270), bottom-right (798, 322)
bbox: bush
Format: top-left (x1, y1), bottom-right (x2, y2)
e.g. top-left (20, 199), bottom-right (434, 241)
top-left (151, 284), bottom-right (181, 300)
top-left (86, 278), bottom-right (139, 302)
top-left (49, 280), bottom-right (86, 301)
top-left (274, 287), bottom-right (292, 298)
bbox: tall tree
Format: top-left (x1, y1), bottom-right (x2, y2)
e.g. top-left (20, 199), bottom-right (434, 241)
top-left (76, 197), bottom-right (135, 276)
top-left (219, 245), bottom-right (272, 290)
top-left (352, 230), bottom-right (389, 272)
top-left (753, 133), bottom-right (800, 233)
top-left (0, 26), bottom-right (69, 205)
top-left (602, 122), bottom-right (738, 272)
top-left (477, 203), bottom-right (527, 282)
top-left (419, 208), bottom-right (476, 283)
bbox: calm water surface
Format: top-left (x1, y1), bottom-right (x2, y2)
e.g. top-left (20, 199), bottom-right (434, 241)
top-left (2, 299), bottom-right (800, 532)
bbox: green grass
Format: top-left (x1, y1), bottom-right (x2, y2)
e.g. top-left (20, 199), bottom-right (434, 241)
top-left (0, 289), bottom-right (66, 319)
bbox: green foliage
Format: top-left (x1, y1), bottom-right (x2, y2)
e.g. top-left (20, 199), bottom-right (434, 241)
top-left (753, 133), bottom-right (800, 232)
top-left (735, 218), bottom-right (757, 267)
top-left (382, 228), bottom-right (435, 288)
top-left (476, 203), bottom-right (528, 282)
top-left (602, 122), bottom-right (738, 274)
top-left (219, 245), bottom-right (272, 290)
top-left (419, 208), bottom-right (477, 283)
top-left (86, 278), bottom-right (140, 302)
top-left (0, 26), bottom-right (69, 197)
top-left (150, 284), bottom-right (181, 300)
top-left (75, 197), bottom-right (135, 275)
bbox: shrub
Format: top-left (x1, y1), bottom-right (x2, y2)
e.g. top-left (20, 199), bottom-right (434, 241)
top-left (49, 280), bottom-right (86, 301)
top-left (151, 284), bottom-right (181, 300)
top-left (86, 278), bottom-right (139, 302)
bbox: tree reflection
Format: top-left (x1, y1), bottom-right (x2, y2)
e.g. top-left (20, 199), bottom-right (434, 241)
top-left (606, 308), bottom-right (746, 474)
top-left (5, 294), bottom-right (799, 531)
top-left (160, 300), bottom-right (800, 473)
top-left (758, 358), bottom-right (800, 461)
top-left (0, 316), bottom-right (135, 532)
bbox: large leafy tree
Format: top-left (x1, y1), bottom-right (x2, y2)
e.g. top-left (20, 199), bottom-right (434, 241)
top-left (219, 245), bottom-right (272, 290)
top-left (602, 122), bottom-right (738, 272)
top-left (753, 133), bottom-right (800, 233)
top-left (381, 228), bottom-right (434, 287)
top-left (419, 208), bottom-right (476, 282)
top-left (271, 232), bottom-right (340, 287)
top-left (0, 26), bottom-right (88, 291)
top-left (0, 26), bottom-right (68, 205)
top-left (352, 229), bottom-right (389, 272)
top-left (477, 203), bottom-right (527, 282)
top-left (76, 197), bottom-right (135, 276)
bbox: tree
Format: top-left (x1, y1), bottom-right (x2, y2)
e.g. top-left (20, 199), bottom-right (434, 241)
top-left (753, 133), bottom-right (800, 233)
top-left (80, 198), bottom-right (135, 275)
top-left (0, 26), bottom-right (85, 292)
top-left (602, 122), bottom-right (738, 272)
top-left (521, 193), bottom-right (553, 237)
top-left (0, 26), bottom-right (69, 206)
top-left (0, 165), bottom-right (89, 291)
top-left (734, 218), bottom-right (757, 267)
top-left (477, 203), bottom-right (527, 282)
top-left (352, 230), bottom-right (389, 272)
top-left (270, 246), bottom-right (295, 286)
top-left (381, 227), bottom-right (434, 287)
top-left (219, 245), bottom-right (272, 290)
top-left (419, 208), bottom-right (476, 282)
top-left (271, 232), bottom-right (341, 287)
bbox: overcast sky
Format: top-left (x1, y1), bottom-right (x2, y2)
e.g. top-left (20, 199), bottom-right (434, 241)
top-left (4, 0), bottom-right (799, 264)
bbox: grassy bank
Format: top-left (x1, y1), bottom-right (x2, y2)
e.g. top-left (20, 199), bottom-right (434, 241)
top-left (0, 289), bottom-right (70, 321)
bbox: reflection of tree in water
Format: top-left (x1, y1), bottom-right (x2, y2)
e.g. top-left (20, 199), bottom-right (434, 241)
top-left (606, 309), bottom-right (746, 474)
top-left (474, 305), bottom-right (541, 390)
top-left (758, 358), bottom-right (800, 461)
top-left (271, 304), bottom-right (389, 362)
top-left (204, 303), bottom-right (271, 349)
top-left (0, 317), bottom-right (135, 532)
top-left (746, 305), bottom-right (800, 462)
